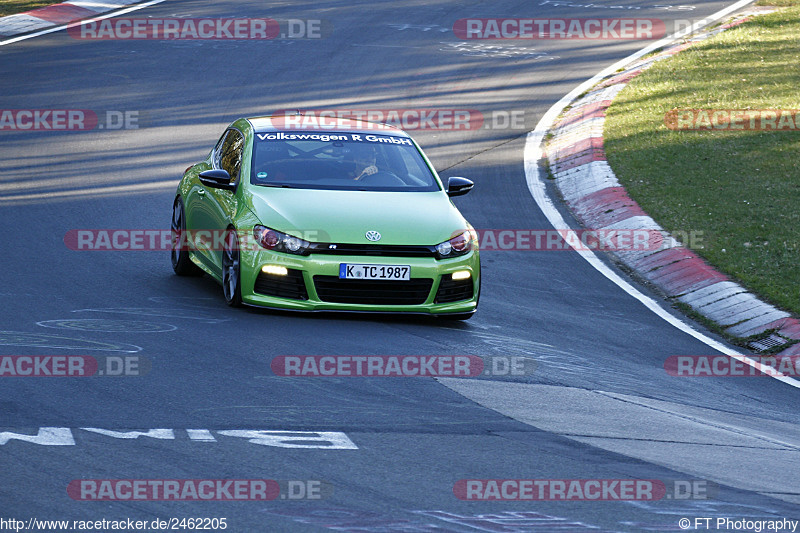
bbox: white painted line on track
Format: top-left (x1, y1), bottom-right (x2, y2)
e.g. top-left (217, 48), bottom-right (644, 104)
top-left (0, 0), bottom-right (167, 47)
top-left (523, 0), bottom-right (800, 389)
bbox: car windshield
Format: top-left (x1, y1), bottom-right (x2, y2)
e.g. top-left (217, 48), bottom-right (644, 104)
top-left (250, 132), bottom-right (441, 191)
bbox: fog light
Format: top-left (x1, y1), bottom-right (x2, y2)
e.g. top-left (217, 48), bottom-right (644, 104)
top-left (452, 270), bottom-right (471, 280)
top-left (262, 265), bottom-right (288, 276)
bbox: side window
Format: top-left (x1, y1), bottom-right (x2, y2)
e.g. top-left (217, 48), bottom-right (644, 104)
top-left (216, 129), bottom-right (245, 183)
top-left (212, 131), bottom-right (227, 167)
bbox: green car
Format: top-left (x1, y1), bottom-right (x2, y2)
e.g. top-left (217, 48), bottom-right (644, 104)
top-left (171, 115), bottom-right (480, 319)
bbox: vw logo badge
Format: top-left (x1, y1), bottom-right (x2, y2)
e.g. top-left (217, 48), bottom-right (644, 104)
top-left (365, 230), bottom-right (381, 242)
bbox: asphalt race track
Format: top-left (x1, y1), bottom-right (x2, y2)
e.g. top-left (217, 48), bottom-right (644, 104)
top-left (1, 0), bottom-right (798, 531)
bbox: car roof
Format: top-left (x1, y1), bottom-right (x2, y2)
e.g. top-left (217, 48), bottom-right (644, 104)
top-left (247, 114), bottom-right (410, 137)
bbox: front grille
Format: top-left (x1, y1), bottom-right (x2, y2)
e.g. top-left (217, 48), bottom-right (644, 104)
top-left (435, 276), bottom-right (474, 303)
top-left (308, 243), bottom-right (437, 258)
top-left (253, 268), bottom-right (308, 300)
top-left (313, 276), bottom-right (433, 305)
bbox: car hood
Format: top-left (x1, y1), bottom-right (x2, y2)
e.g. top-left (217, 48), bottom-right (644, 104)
top-left (245, 187), bottom-right (469, 245)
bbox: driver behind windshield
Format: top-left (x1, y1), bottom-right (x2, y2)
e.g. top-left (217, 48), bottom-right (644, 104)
top-left (349, 145), bottom-right (379, 181)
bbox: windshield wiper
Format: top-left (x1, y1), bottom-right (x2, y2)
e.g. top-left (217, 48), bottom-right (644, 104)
top-left (258, 183), bottom-right (296, 188)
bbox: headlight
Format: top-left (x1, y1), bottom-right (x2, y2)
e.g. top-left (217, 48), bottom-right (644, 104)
top-left (435, 230), bottom-right (475, 259)
top-left (253, 225), bottom-right (310, 256)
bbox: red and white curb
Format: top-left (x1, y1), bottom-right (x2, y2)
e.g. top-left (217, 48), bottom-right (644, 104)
top-left (545, 14), bottom-right (800, 356)
top-left (0, 0), bottom-right (148, 39)
top-left (0, 1), bottom-right (140, 36)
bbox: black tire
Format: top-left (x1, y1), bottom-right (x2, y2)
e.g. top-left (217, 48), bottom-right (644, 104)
top-left (222, 227), bottom-right (243, 307)
top-left (171, 198), bottom-right (202, 276)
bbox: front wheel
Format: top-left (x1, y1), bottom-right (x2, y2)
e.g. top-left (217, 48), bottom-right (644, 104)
top-left (222, 227), bottom-right (243, 307)
top-left (171, 198), bottom-right (202, 276)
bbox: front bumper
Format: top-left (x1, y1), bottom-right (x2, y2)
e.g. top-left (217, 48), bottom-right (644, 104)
top-left (238, 249), bottom-right (480, 314)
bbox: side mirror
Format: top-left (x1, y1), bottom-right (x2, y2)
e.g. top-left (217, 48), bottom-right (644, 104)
top-left (446, 177), bottom-right (473, 197)
top-left (199, 169), bottom-right (236, 191)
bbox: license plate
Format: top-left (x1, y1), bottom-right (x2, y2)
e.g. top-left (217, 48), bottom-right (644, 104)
top-left (339, 264), bottom-right (410, 281)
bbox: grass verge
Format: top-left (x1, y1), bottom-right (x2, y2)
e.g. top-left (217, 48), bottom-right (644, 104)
top-left (0, 1), bottom-right (55, 17)
top-left (603, 6), bottom-right (800, 318)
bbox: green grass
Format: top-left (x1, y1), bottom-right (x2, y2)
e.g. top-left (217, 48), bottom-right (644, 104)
top-left (603, 6), bottom-right (800, 318)
top-left (756, 0), bottom-right (800, 6)
top-left (0, 1), bottom-right (54, 17)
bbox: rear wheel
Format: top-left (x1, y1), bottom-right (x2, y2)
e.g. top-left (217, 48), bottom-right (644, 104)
top-left (222, 227), bottom-right (243, 307)
top-left (171, 198), bottom-right (202, 276)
